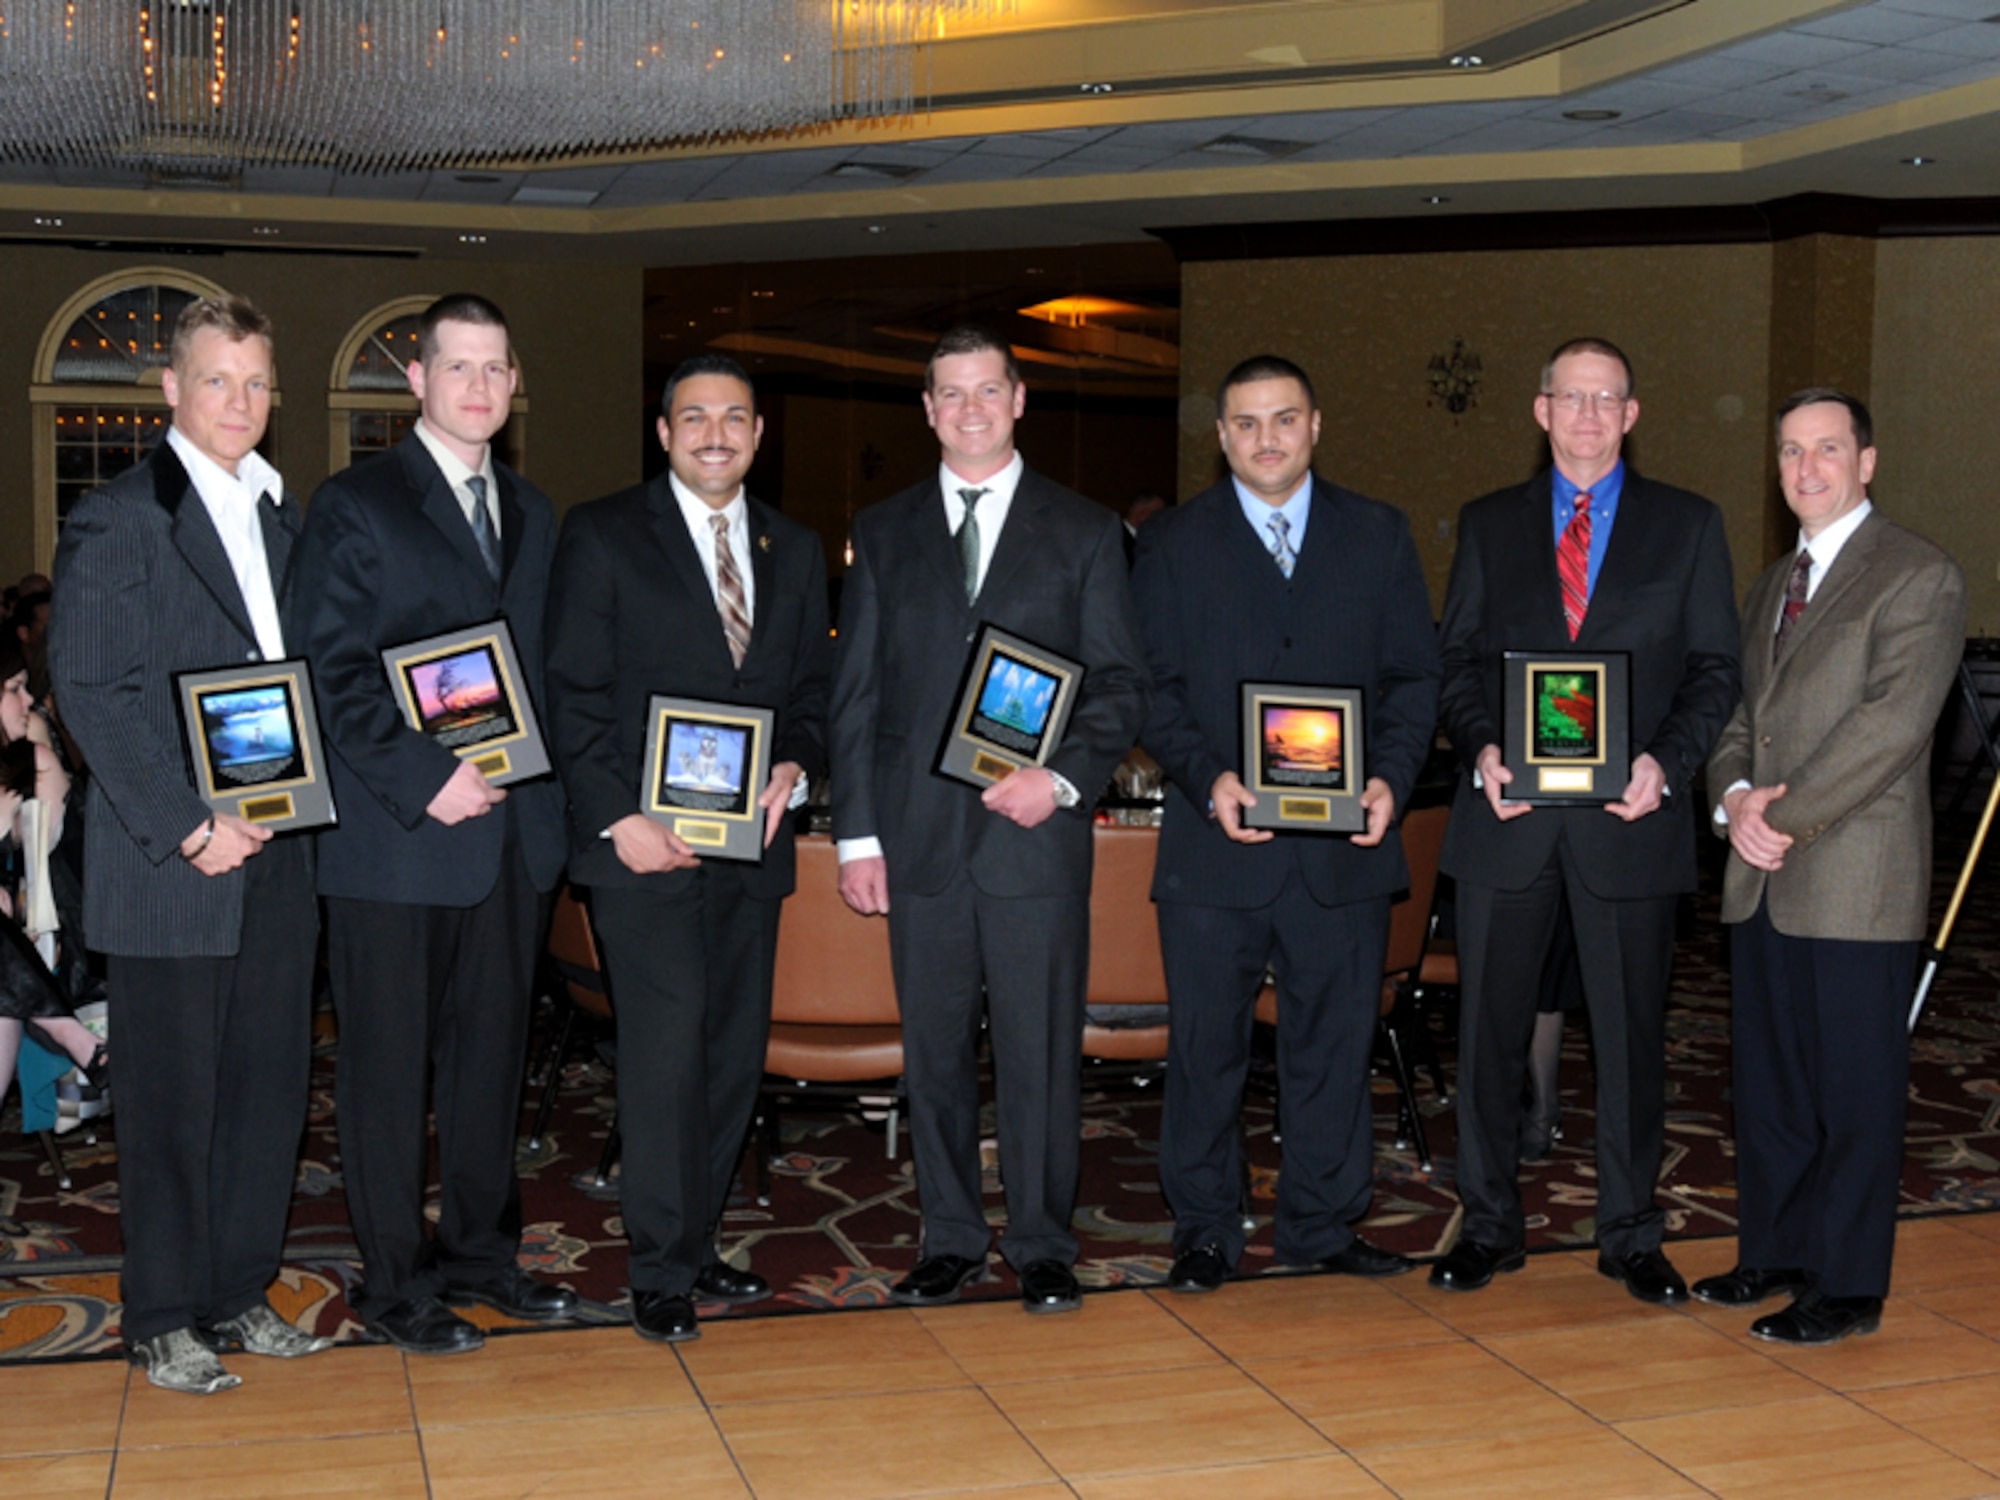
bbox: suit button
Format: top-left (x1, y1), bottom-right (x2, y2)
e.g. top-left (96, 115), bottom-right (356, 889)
top-left (1283, 637), bottom-right (1292, 650)
top-left (1759, 736), bottom-right (1771, 747)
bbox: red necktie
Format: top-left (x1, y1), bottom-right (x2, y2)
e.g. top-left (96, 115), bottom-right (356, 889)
top-left (1557, 492), bottom-right (1592, 641)
top-left (1773, 548), bottom-right (1812, 661)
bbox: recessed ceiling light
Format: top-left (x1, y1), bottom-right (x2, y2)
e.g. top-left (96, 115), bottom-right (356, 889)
top-left (1448, 55), bottom-right (1483, 68)
top-left (1422, 194), bottom-right (1451, 205)
top-left (1562, 108), bottom-right (1621, 122)
top-left (866, 224), bottom-right (888, 234)
top-left (751, 290), bottom-right (776, 298)
top-left (250, 225), bottom-right (280, 236)
top-left (1080, 81), bottom-right (1114, 94)
top-left (33, 215), bottom-right (62, 227)
top-left (1901, 155), bottom-right (1935, 166)
top-left (458, 233), bottom-right (488, 243)
top-left (711, 306), bottom-right (734, 315)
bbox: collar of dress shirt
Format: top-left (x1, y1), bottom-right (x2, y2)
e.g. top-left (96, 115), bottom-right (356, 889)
top-left (167, 422), bottom-right (284, 513)
top-left (1551, 460), bottom-right (1624, 533)
top-left (414, 419), bottom-right (497, 517)
top-left (940, 450), bottom-right (1024, 528)
top-left (1795, 497), bottom-right (1873, 599)
top-left (1231, 470), bottom-right (1313, 555)
top-left (669, 469), bottom-right (747, 540)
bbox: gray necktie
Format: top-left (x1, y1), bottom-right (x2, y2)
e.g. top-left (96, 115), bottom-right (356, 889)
top-left (1267, 512), bottom-right (1295, 578)
top-left (465, 474), bottom-right (499, 581)
top-left (957, 487), bottom-right (987, 604)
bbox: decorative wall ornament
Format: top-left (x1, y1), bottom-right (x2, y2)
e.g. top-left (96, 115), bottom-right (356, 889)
top-left (1426, 337), bottom-right (1483, 416)
top-left (0, 1), bottom-right (1009, 176)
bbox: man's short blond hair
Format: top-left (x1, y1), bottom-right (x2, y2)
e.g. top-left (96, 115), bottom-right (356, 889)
top-left (169, 295), bottom-right (274, 370)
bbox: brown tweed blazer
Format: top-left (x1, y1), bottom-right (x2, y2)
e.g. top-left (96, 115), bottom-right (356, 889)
top-left (1708, 510), bottom-right (1964, 942)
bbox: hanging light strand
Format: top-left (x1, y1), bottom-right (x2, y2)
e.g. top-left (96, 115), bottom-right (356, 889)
top-left (0, 0), bottom-right (1009, 175)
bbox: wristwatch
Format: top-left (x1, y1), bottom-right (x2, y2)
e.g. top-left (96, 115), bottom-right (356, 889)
top-left (1049, 771), bottom-right (1082, 810)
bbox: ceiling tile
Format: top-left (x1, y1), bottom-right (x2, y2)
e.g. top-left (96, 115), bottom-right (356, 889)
top-left (1797, 7), bottom-right (1965, 43)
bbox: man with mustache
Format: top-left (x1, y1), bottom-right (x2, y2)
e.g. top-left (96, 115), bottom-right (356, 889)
top-left (547, 354), bottom-right (830, 1342)
top-left (1132, 354), bottom-right (1439, 1292)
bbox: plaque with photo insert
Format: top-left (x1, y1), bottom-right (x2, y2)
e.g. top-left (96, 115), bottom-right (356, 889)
top-left (1238, 681), bottom-right (1366, 834)
top-left (640, 695), bottom-right (776, 863)
top-left (1500, 649), bottom-right (1631, 805)
top-left (381, 619), bottom-right (552, 786)
top-left (174, 658), bottom-right (335, 832)
top-left (935, 624), bottom-right (1084, 791)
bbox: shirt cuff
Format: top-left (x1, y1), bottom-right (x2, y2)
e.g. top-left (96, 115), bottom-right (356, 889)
top-left (1049, 770), bottom-right (1081, 809)
top-left (837, 836), bottom-right (883, 863)
top-left (1713, 778), bottom-right (1752, 826)
top-left (787, 771), bottom-right (810, 811)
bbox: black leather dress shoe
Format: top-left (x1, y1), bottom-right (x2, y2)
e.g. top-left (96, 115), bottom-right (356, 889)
top-left (1167, 1245), bottom-right (1231, 1294)
top-left (1428, 1239), bottom-right (1526, 1292)
top-left (694, 1263), bottom-right (772, 1305)
top-left (367, 1296), bottom-right (484, 1355)
top-left (1750, 1290), bottom-right (1882, 1345)
top-left (890, 1254), bottom-right (991, 1307)
top-left (445, 1267), bottom-right (581, 1322)
top-left (632, 1291), bottom-right (701, 1343)
top-left (1317, 1237), bottom-right (1415, 1278)
top-left (1597, 1248), bottom-right (1689, 1305)
top-left (1692, 1265), bottom-right (1812, 1308)
top-left (1019, 1259), bottom-right (1082, 1314)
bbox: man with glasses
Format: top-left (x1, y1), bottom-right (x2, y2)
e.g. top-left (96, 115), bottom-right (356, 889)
top-left (1431, 337), bottom-right (1739, 1302)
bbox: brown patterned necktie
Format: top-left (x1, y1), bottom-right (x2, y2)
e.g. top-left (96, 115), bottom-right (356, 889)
top-left (1773, 548), bottom-right (1812, 661)
top-left (711, 513), bottom-right (751, 668)
top-left (1557, 492), bottom-right (1592, 640)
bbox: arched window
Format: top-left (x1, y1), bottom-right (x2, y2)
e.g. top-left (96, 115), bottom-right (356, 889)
top-left (30, 270), bottom-right (234, 567)
top-left (329, 298), bottom-right (529, 474)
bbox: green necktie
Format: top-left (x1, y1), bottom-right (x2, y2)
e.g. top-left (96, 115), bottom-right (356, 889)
top-left (957, 487), bottom-right (986, 604)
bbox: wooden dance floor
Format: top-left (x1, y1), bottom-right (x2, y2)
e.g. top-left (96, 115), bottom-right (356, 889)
top-left (5, 1218), bottom-right (2000, 1498)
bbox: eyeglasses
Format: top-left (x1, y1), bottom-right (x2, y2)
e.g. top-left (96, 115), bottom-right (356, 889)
top-left (1543, 390), bottom-right (1628, 413)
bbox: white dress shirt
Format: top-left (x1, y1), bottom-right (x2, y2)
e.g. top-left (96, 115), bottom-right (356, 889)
top-left (941, 451), bottom-right (1024, 595)
top-left (414, 419), bottom-right (500, 545)
top-left (167, 425), bottom-right (286, 661)
top-left (669, 471), bottom-right (755, 623)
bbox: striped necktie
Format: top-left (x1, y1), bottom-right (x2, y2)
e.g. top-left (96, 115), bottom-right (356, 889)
top-left (1557, 492), bottom-right (1592, 640)
top-left (711, 513), bottom-right (752, 668)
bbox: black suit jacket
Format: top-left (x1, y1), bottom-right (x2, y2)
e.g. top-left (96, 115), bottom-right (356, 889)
top-left (1134, 477), bottom-right (1440, 910)
top-left (289, 433), bottom-right (568, 906)
top-left (49, 441), bottom-right (310, 956)
top-left (1436, 470), bottom-right (1740, 898)
top-left (544, 477), bottom-right (831, 899)
top-left (828, 465), bottom-right (1151, 898)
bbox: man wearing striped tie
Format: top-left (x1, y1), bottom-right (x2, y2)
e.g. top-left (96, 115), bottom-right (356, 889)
top-left (1432, 337), bottom-right (1740, 1303)
top-left (546, 355), bottom-right (831, 1343)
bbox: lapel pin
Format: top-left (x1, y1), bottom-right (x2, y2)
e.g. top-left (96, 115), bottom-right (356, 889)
top-left (758, 535), bottom-right (771, 553)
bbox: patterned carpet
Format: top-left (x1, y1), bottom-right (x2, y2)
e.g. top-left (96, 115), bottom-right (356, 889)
top-left (6, 829), bottom-right (1999, 1361)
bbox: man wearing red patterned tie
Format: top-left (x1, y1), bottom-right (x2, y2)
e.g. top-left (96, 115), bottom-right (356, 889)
top-left (1431, 338), bottom-right (1740, 1302)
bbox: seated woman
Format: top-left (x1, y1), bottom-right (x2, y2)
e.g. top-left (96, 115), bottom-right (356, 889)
top-left (0, 637), bottom-right (105, 1098)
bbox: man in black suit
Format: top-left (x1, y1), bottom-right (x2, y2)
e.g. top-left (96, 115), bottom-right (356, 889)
top-left (1132, 355), bottom-right (1440, 1292)
top-left (546, 355), bottom-right (831, 1344)
top-left (291, 294), bottom-right (576, 1355)
top-left (1432, 337), bottom-right (1739, 1302)
top-left (829, 326), bottom-right (1150, 1314)
top-left (50, 295), bottom-right (330, 1393)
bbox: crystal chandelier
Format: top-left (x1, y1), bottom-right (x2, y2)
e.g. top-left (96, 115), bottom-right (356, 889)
top-left (0, 1), bottom-right (1009, 177)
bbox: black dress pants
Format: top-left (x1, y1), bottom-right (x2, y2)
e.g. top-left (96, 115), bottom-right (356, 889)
top-left (1455, 846), bottom-right (1675, 1258)
top-left (889, 869), bottom-right (1086, 1272)
top-left (325, 836), bottom-right (541, 1322)
top-left (591, 868), bottom-right (779, 1298)
top-left (1158, 879), bottom-right (1390, 1266)
top-left (110, 837), bottom-right (317, 1343)
top-left (1730, 901), bottom-right (1915, 1298)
